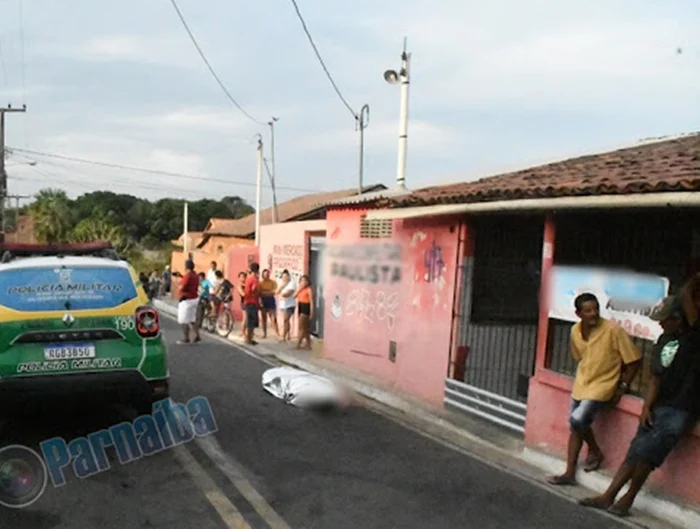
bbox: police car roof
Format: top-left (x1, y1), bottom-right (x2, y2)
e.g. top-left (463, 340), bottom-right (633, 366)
top-left (0, 255), bottom-right (132, 271)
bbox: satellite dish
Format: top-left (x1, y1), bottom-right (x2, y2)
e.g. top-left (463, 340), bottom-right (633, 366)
top-left (383, 70), bottom-right (399, 85)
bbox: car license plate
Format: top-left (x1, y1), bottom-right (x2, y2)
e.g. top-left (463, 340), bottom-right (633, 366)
top-left (44, 344), bottom-right (96, 360)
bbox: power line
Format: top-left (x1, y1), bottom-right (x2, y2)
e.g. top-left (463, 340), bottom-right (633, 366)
top-left (8, 147), bottom-right (320, 193)
top-left (288, 0), bottom-right (357, 120)
top-left (168, 0), bottom-right (266, 126)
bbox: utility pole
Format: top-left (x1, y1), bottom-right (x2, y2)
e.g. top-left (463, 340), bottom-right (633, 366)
top-left (183, 201), bottom-right (189, 258)
top-left (268, 117), bottom-right (279, 223)
top-left (357, 104), bottom-right (370, 194)
top-left (255, 135), bottom-right (263, 247)
top-left (0, 104), bottom-right (27, 243)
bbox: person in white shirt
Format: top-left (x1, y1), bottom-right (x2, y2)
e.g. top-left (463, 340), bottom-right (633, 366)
top-left (276, 269), bottom-right (297, 342)
top-left (206, 261), bottom-right (218, 286)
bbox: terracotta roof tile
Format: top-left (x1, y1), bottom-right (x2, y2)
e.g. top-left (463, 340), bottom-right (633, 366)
top-left (205, 184), bottom-right (386, 237)
top-left (389, 133), bottom-right (700, 207)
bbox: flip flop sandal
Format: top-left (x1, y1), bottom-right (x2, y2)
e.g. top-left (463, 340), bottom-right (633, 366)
top-left (583, 455), bottom-right (603, 472)
top-left (607, 506), bottom-right (630, 518)
top-left (547, 475), bottom-right (576, 486)
top-left (578, 498), bottom-right (609, 509)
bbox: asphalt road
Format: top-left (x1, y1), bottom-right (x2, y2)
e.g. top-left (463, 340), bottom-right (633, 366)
top-left (0, 317), bottom-right (632, 529)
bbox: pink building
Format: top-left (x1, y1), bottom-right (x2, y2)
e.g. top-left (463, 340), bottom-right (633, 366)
top-left (321, 135), bottom-right (700, 506)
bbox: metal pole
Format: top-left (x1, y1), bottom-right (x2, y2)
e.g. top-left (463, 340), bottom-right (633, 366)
top-left (397, 40), bottom-right (410, 190)
top-left (255, 137), bottom-right (263, 246)
top-left (357, 104), bottom-right (369, 194)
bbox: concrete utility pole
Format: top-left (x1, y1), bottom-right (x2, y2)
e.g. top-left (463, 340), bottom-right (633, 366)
top-left (268, 118), bottom-right (279, 223)
top-left (255, 135), bottom-right (263, 247)
top-left (0, 104), bottom-right (27, 243)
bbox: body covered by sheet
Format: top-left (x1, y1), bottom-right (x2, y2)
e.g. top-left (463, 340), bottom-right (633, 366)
top-left (261, 366), bottom-right (349, 409)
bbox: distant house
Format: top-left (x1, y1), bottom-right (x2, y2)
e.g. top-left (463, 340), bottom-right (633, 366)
top-left (197, 184), bottom-right (387, 247)
top-left (6, 215), bottom-right (37, 244)
top-left (171, 231), bottom-right (204, 251)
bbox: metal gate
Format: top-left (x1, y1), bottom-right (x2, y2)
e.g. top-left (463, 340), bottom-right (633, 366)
top-left (444, 216), bottom-right (543, 434)
top-left (308, 236), bottom-right (326, 337)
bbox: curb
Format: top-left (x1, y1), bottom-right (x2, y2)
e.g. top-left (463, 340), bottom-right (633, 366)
top-left (522, 448), bottom-right (700, 529)
top-left (155, 299), bottom-right (699, 529)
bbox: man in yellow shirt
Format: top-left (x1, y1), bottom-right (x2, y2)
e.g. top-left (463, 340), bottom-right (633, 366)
top-left (548, 292), bottom-right (642, 486)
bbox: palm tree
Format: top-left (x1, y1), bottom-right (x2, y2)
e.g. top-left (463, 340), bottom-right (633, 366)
top-left (29, 189), bottom-right (75, 243)
top-left (70, 217), bottom-right (132, 255)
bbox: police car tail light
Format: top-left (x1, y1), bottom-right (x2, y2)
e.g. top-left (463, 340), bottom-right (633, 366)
top-left (135, 306), bottom-right (160, 337)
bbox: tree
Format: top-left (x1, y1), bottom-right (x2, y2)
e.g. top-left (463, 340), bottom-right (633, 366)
top-left (29, 189), bottom-right (75, 243)
top-left (70, 217), bottom-right (132, 255)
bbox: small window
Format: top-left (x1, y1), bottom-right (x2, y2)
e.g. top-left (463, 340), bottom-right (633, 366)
top-left (0, 265), bottom-right (138, 312)
top-left (359, 215), bottom-right (393, 239)
top-left (216, 245), bottom-right (224, 255)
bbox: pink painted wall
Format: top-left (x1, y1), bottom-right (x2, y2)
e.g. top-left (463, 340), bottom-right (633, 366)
top-left (227, 246), bottom-right (259, 322)
top-left (259, 220), bottom-right (327, 337)
top-left (525, 369), bottom-right (700, 503)
top-left (322, 209), bottom-right (460, 405)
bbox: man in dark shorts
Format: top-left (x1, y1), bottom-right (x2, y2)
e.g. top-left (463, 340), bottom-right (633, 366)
top-left (579, 295), bottom-right (700, 517)
top-left (243, 263), bottom-right (261, 345)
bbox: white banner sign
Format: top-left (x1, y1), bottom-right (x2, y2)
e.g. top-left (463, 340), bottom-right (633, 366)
top-left (548, 265), bottom-right (669, 342)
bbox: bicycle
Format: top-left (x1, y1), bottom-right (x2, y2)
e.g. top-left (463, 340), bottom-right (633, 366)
top-left (201, 296), bottom-right (234, 337)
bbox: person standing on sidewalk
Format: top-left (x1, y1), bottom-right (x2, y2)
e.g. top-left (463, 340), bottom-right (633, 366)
top-left (259, 269), bottom-right (280, 339)
top-left (177, 259), bottom-right (201, 344)
top-left (236, 271), bottom-right (248, 338)
top-left (548, 292), bottom-right (641, 485)
top-left (294, 275), bottom-right (314, 350)
top-left (243, 263), bottom-right (261, 345)
top-left (578, 295), bottom-right (700, 517)
top-left (276, 270), bottom-right (297, 343)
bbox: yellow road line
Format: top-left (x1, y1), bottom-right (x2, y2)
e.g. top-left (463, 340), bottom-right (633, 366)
top-left (173, 445), bottom-right (253, 529)
top-left (197, 436), bottom-right (294, 529)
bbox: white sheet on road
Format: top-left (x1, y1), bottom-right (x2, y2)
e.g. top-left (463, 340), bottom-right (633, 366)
top-left (261, 366), bottom-right (348, 409)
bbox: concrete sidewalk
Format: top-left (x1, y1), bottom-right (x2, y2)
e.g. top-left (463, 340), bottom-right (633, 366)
top-left (154, 297), bottom-right (699, 529)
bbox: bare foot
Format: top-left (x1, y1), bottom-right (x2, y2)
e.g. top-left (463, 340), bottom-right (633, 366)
top-left (547, 474), bottom-right (576, 486)
top-left (578, 495), bottom-right (613, 510)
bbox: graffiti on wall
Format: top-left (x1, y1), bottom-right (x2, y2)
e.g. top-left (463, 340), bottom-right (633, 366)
top-left (271, 244), bottom-right (303, 281)
top-left (343, 289), bottom-right (399, 330)
top-left (328, 243), bottom-right (401, 284)
top-left (424, 240), bottom-right (445, 283)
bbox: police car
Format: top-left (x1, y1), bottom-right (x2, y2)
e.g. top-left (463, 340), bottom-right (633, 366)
top-left (0, 242), bottom-right (169, 415)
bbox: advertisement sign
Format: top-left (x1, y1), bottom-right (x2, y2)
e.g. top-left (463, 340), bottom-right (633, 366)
top-left (548, 266), bottom-right (669, 342)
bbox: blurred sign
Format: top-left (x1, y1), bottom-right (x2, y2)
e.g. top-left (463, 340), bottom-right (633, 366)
top-left (548, 266), bottom-right (669, 342)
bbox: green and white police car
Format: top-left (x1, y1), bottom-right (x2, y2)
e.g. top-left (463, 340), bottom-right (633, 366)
top-left (0, 242), bottom-right (169, 415)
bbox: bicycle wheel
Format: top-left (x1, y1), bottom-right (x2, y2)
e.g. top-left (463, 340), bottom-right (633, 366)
top-left (216, 310), bottom-right (233, 337)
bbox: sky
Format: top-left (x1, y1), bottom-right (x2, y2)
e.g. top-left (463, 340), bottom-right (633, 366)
top-left (1, 0), bottom-right (699, 211)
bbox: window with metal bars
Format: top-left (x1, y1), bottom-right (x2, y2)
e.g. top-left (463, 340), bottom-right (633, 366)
top-left (546, 211), bottom-right (697, 397)
top-left (359, 215), bottom-right (393, 239)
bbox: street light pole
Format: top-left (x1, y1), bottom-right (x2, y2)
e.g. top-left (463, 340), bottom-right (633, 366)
top-left (357, 104), bottom-right (370, 195)
top-left (384, 38), bottom-right (411, 190)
